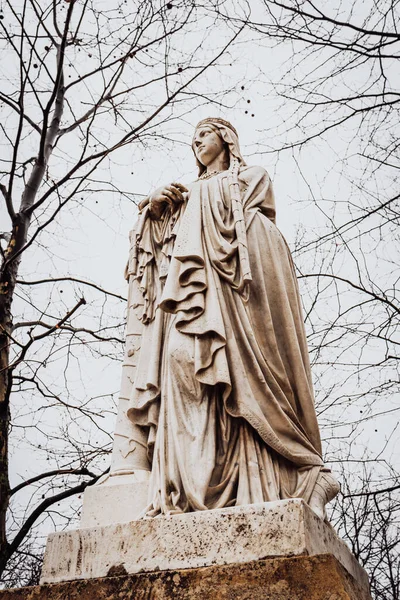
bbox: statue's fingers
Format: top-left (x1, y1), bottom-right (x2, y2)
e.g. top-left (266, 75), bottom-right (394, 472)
top-left (168, 185), bottom-right (184, 202)
top-left (171, 182), bottom-right (189, 193)
top-left (165, 188), bottom-right (183, 204)
top-left (162, 189), bottom-right (177, 205)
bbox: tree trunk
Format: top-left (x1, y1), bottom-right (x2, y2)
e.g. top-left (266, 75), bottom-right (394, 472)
top-left (0, 313), bottom-right (11, 572)
top-left (0, 211), bottom-right (32, 573)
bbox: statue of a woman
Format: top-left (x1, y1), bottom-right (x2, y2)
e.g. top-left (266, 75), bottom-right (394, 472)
top-left (126, 117), bottom-right (339, 519)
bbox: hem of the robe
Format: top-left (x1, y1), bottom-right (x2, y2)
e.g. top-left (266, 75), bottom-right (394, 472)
top-left (229, 402), bottom-right (324, 468)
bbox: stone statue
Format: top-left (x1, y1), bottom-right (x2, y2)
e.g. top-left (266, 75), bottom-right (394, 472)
top-left (125, 117), bottom-right (339, 520)
top-left (39, 118), bottom-right (370, 599)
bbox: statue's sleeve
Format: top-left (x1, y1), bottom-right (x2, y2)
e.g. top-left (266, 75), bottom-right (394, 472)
top-left (124, 206), bottom-right (180, 421)
top-left (239, 165), bottom-right (276, 225)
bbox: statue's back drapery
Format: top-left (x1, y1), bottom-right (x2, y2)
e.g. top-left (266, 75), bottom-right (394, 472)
top-left (126, 118), bottom-right (338, 517)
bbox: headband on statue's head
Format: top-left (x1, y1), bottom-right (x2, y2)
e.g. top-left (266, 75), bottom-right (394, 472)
top-left (193, 117), bottom-right (246, 176)
top-left (195, 117), bottom-right (238, 137)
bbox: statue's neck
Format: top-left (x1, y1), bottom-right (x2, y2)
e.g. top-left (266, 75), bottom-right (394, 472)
top-left (205, 150), bottom-right (229, 174)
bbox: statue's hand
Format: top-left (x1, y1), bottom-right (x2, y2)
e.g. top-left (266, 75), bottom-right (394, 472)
top-left (148, 182), bottom-right (188, 219)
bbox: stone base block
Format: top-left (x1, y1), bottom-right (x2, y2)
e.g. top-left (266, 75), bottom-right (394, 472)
top-left (40, 499), bottom-right (369, 590)
top-left (0, 554), bottom-right (372, 599)
top-left (80, 472), bottom-right (149, 528)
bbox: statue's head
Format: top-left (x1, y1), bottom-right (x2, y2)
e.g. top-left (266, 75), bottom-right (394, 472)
top-left (192, 118), bottom-right (245, 176)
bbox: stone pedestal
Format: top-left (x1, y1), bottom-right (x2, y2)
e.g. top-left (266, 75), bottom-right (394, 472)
top-left (0, 554), bottom-right (371, 600)
top-left (36, 498), bottom-right (371, 599)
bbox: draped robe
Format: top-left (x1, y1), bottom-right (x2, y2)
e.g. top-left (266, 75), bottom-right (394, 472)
top-left (127, 165), bottom-right (324, 515)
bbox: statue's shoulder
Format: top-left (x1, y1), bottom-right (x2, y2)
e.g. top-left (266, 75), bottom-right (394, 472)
top-left (238, 164), bottom-right (270, 183)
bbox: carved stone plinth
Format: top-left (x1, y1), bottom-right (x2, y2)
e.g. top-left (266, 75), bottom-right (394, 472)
top-left (0, 554), bottom-right (371, 600)
top-left (39, 499), bottom-right (370, 597)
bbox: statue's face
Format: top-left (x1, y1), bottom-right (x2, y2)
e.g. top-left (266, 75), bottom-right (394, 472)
top-left (192, 126), bottom-right (226, 167)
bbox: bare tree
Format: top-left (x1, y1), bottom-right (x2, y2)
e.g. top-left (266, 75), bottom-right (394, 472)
top-left (0, 0), bottom-right (247, 584)
top-left (331, 464), bottom-right (400, 600)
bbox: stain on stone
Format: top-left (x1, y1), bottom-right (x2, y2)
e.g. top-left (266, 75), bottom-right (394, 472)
top-left (106, 563), bottom-right (128, 577)
top-left (236, 523), bottom-right (250, 535)
top-left (76, 537), bottom-right (83, 572)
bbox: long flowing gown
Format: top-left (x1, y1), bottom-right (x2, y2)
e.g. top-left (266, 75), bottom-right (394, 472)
top-left (127, 165), bottom-right (324, 515)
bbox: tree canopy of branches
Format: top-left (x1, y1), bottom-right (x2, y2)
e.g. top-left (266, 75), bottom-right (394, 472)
top-left (237, 1), bottom-right (399, 597)
top-left (0, 0), bottom-right (247, 585)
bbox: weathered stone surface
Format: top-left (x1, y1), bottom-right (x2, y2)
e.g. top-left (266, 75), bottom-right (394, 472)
top-left (0, 555), bottom-right (372, 600)
top-left (40, 499), bottom-right (368, 589)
